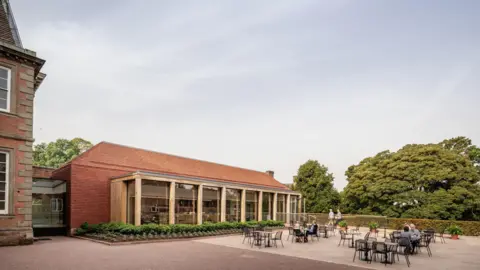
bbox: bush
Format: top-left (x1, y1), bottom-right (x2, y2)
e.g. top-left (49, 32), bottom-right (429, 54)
top-left (446, 225), bottom-right (463, 235)
top-left (76, 220), bottom-right (284, 238)
top-left (338, 220), bottom-right (348, 227)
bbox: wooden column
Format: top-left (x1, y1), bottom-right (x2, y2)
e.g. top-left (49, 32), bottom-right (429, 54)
top-left (298, 195), bottom-right (302, 213)
top-left (241, 189), bottom-right (246, 222)
top-left (272, 193), bottom-right (277, 221)
top-left (169, 182), bottom-right (176, 224)
top-left (134, 176), bottom-right (142, 226)
top-left (257, 191), bottom-right (263, 221)
top-left (220, 187), bottom-right (226, 222)
top-left (197, 184), bottom-right (203, 224)
top-left (286, 194), bottom-right (291, 224)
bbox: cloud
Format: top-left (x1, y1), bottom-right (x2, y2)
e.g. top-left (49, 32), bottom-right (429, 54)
top-left (10, 0), bottom-right (480, 190)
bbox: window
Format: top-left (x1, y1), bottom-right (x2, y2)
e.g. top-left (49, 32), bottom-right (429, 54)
top-left (0, 151), bottom-right (9, 214)
top-left (0, 67), bottom-right (11, 112)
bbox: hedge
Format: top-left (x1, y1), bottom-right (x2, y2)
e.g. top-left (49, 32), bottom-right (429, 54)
top-left (386, 218), bottom-right (480, 236)
top-left (305, 213), bottom-right (480, 236)
top-left (75, 220), bottom-right (284, 236)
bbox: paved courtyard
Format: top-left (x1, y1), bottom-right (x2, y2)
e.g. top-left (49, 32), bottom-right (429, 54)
top-left (1, 230), bottom-right (479, 270)
top-left (0, 236), bottom-right (364, 270)
top-left (197, 229), bottom-right (480, 270)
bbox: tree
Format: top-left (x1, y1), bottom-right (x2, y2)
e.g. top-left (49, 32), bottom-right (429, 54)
top-left (294, 160), bottom-right (340, 213)
top-left (343, 137), bottom-right (480, 220)
top-left (33, 138), bottom-right (93, 168)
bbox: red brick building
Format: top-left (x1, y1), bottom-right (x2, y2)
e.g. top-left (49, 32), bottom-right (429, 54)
top-left (37, 142), bottom-right (301, 234)
top-left (0, 0), bottom-right (46, 246)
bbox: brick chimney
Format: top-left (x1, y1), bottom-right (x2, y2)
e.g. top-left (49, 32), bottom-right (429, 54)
top-left (266, 170), bottom-right (274, 177)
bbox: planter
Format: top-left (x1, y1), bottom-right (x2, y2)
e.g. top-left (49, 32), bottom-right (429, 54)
top-left (451, 234), bottom-right (459, 240)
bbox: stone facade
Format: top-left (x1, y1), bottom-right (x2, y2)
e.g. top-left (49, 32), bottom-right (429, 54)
top-left (0, 45), bottom-right (45, 246)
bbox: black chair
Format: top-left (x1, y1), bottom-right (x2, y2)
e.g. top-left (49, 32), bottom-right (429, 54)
top-left (435, 227), bottom-right (447, 244)
top-left (271, 231), bottom-right (284, 248)
top-left (251, 231), bottom-right (264, 248)
top-left (318, 225), bottom-right (328, 238)
top-left (394, 238), bottom-right (412, 267)
top-left (294, 229), bottom-right (306, 242)
top-left (242, 227), bottom-right (253, 244)
top-left (353, 239), bottom-right (371, 263)
top-left (338, 230), bottom-right (353, 247)
top-left (351, 225), bottom-right (361, 235)
top-left (418, 234), bottom-right (433, 257)
top-left (306, 224), bottom-right (319, 241)
top-left (372, 242), bottom-right (389, 266)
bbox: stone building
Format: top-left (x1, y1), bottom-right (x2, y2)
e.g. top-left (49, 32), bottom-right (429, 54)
top-left (0, 0), bottom-right (47, 246)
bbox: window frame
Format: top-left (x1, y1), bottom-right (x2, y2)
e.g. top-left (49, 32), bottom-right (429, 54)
top-left (0, 151), bottom-right (9, 214)
top-left (0, 66), bottom-right (11, 113)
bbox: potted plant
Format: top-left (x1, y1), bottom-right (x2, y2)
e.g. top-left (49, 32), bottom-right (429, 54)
top-left (338, 220), bottom-right (348, 231)
top-left (368, 222), bottom-right (379, 233)
top-left (446, 225), bottom-right (463, 240)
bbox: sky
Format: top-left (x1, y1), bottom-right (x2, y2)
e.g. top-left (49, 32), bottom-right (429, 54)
top-left (11, 0), bottom-right (480, 190)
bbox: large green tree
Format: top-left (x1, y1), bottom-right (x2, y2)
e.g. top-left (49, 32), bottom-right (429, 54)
top-left (294, 160), bottom-right (340, 213)
top-left (343, 137), bottom-right (480, 220)
top-left (33, 138), bottom-right (93, 168)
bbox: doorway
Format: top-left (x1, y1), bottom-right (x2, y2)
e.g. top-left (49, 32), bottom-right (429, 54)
top-left (32, 179), bottom-right (67, 236)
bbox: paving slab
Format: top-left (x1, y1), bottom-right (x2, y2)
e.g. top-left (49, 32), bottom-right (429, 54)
top-left (0, 236), bottom-right (368, 270)
top-left (196, 229), bottom-right (480, 270)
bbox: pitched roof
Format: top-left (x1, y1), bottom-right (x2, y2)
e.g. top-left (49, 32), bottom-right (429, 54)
top-left (0, 0), bottom-right (22, 47)
top-left (67, 141), bottom-right (290, 190)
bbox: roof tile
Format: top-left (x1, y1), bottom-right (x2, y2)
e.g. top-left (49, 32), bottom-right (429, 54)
top-left (71, 142), bottom-right (290, 190)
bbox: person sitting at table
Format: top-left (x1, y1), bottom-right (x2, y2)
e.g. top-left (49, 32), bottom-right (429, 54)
top-left (399, 226), bottom-right (413, 254)
top-left (409, 224), bottom-right (421, 253)
top-left (294, 221), bottom-right (301, 230)
top-left (306, 222), bottom-right (318, 236)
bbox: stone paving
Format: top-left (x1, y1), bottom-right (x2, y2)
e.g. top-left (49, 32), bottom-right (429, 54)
top-left (0, 236), bottom-right (366, 270)
top-left (196, 229), bottom-right (480, 270)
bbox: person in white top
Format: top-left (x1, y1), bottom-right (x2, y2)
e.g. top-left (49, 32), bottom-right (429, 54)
top-left (328, 209), bottom-right (334, 225)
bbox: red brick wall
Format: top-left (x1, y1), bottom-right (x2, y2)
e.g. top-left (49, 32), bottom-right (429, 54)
top-left (0, 57), bottom-right (37, 245)
top-left (69, 164), bottom-right (132, 229)
top-left (32, 166), bottom-right (54, 179)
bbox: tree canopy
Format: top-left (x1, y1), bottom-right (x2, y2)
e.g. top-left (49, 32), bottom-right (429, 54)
top-left (294, 160), bottom-right (340, 213)
top-left (343, 137), bottom-right (480, 221)
top-left (33, 138), bottom-right (93, 168)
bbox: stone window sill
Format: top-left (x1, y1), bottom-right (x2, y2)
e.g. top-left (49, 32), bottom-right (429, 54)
top-left (0, 214), bottom-right (16, 219)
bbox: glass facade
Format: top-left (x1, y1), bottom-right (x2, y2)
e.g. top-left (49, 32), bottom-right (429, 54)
top-left (291, 196), bottom-right (298, 214)
top-left (202, 186), bottom-right (220, 223)
top-left (245, 191), bottom-right (258, 221)
top-left (175, 183), bottom-right (198, 224)
top-left (32, 179), bottom-right (66, 228)
top-left (225, 188), bottom-right (241, 222)
top-left (141, 180), bottom-right (170, 224)
top-left (120, 177), bottom-right (299, 225)
top-left (262, 192), bottom-right (273, 220)
top-left (276, 194), bottom-right (285, 222)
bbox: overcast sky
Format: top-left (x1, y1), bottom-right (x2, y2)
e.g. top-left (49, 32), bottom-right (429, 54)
top-left (11, 0), bottom-right (480, 189)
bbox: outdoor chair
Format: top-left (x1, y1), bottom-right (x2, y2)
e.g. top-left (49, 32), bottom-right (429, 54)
top-left (318, 225), bottom-right (328, 238)
top-left (287, 227), bottom-right (295, 242)
top-left (306, 224), bottom-right (319, 242)
top-left (351, 225), bottom-right (361, 235)
top-left (435, 227), bottom-right (447, 244)
top-left (353, 239), bottom-right (371, 263)
top-left (271, 231), bottom-right (284, 248)
top-left (394, 237), bottom-right (412, 267)
top-left (338, 230), bottom-right (353, 247)
top-left (372, 241), bottom-right (389, 266)
top-left (327, 225), bottom-right (336, 236)
top-left (418, 234), bottom-right (433, 257)
top-left (242, 227), bottom-right (254, 244)
top-left (294, 229), bottom-right (306, 243)
top-left (251, 231), bottom-right (264, 248)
